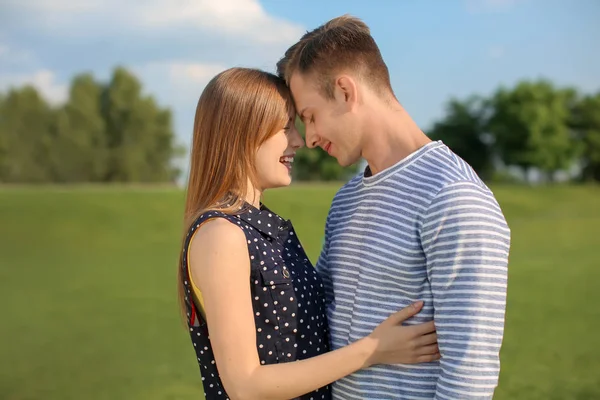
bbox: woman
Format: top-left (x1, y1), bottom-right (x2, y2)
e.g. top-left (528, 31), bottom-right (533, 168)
top-left (178, 67), bottom-right (439, 400)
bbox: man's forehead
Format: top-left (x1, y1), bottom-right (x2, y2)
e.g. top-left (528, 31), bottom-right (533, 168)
top-left (289, 73), bottom-right (319, 110)
top-left (289, 73), bottom-right (305, 97)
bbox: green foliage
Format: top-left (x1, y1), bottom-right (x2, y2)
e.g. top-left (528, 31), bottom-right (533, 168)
top-left (0, 67), bottom-right (182, 183)
top-left (0, 86), bottom-right (55, 182)
top-left (50, 73), bottom-right (108, 182)
top-left (570, 92), bottom-right (600, 182)
top-left (487, 80), bottom-right (581, 181)
top-left (428, 95), bottom-right (494, 180)
top-left (2, 68), bottom-right (600, 183)
top-left (429, 79), bottom-right (600, 183)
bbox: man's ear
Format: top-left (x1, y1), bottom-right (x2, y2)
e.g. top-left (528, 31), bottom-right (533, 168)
top-left (334, 75), bottom-right (358, 111)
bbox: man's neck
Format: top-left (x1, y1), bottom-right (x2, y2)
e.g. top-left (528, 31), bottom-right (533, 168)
top-left (361, 105), bottom-right (431, 176)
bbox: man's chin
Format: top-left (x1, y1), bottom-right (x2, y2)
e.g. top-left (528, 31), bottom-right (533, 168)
top-left (336, 155), bottom-right (360, 168)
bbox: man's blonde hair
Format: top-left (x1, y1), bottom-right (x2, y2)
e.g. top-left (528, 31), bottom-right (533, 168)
top-left (277, 14), bottom-right (393, 99)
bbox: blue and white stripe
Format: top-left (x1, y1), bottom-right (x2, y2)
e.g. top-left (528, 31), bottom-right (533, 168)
top-left (317, 141), bottom-right (511, 399)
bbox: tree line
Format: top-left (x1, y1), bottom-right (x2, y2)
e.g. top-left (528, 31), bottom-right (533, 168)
top-left (427, 80), bottom-right (600, 183)
top-left (1, 66), bottom-right (599, 184)
top-left (0, 67), bottom-right (183, 183)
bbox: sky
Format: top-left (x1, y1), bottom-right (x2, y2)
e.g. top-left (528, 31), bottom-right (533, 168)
top-left (1, 0), bottom-right (599, 159)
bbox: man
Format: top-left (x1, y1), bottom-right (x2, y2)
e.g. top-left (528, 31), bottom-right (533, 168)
top-left (277, 15), bottom-right (511, 400)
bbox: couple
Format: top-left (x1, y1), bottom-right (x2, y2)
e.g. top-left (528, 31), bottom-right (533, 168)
top-left (178, 15), bottom-right (511, 400)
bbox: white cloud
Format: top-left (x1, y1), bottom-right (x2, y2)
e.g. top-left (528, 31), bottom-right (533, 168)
top-left (0, 0), bottom-right (305, 104)
top-left (0, 0), bottom-right (305, 147)
top-left (140, 0), bottom-right (303, 44)
top-left (4, 0), bottom-right (304, 44)
top-left (135, 61), bottom-right (227, 101)
top-left (3, 0), bottom-right (103, 12)
top-left (168, 63), bottom-right (226, 86)
top-left (0, 70), bottom-right (68, 105)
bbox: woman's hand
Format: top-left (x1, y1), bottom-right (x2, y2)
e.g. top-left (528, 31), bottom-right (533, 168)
top-left (364, 301), bottom-right (440, 367)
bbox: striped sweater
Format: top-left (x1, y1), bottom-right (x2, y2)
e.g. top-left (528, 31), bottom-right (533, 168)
top-left (317, 140), bottom-right (511, 399)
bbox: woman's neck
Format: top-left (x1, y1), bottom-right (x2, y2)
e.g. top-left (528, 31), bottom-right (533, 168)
top-left (245, 181), bottom-right (262, 208)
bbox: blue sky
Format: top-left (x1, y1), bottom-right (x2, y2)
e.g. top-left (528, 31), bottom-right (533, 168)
top-left (1, 0), bottom-right (599, 156)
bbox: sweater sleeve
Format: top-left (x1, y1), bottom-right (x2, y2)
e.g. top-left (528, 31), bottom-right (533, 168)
top-left (420, 181), bottom-right (511, 399)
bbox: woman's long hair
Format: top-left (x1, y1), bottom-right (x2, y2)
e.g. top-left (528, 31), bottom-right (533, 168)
top-left (177, 67), bottom-right (295, 321)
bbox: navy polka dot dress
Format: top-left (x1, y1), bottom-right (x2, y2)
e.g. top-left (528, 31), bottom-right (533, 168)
top-left (181, 202), bottom-right (332, 400)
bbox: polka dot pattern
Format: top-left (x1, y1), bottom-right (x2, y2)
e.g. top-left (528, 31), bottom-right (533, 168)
top-left (181, 203), bottom-right (331, 399)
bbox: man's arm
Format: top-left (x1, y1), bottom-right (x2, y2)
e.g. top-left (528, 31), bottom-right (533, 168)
top-left (420, 181), bottom-right (511, 399)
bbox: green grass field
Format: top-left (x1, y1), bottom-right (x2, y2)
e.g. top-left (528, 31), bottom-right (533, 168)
top-left (1, 184), bottom-right (599, 399)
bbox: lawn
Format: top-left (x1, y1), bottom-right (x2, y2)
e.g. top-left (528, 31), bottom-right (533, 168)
top-left (1, 184), bottom-right (598, 399)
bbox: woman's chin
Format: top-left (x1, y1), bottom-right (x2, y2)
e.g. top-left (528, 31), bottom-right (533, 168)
top-left (265, 175), bottom-right (292, 190)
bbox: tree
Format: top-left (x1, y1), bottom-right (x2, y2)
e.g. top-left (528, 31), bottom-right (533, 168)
top-left (0, 86), bottom-right (54, 183)
top-left (487, 80), bottom-right (580, 182)
top-left (0, 66), bottom-right (181, 184)
top-left (570, 92), bottom-right (600, 182)
top-left (0, 93), bottom-right (7, 180)
top-left (101, 67), bottom-right (180, 182)
top-left (47, 73), bottom-right (108, 182)
top-left (427, 96), bottom-right (495, 180)
top-left (292, 117), bottom-right (359, 181)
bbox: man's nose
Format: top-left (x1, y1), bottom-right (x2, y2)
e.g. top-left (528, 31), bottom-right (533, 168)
top-left (305, 128), bottom-right (319, 149)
